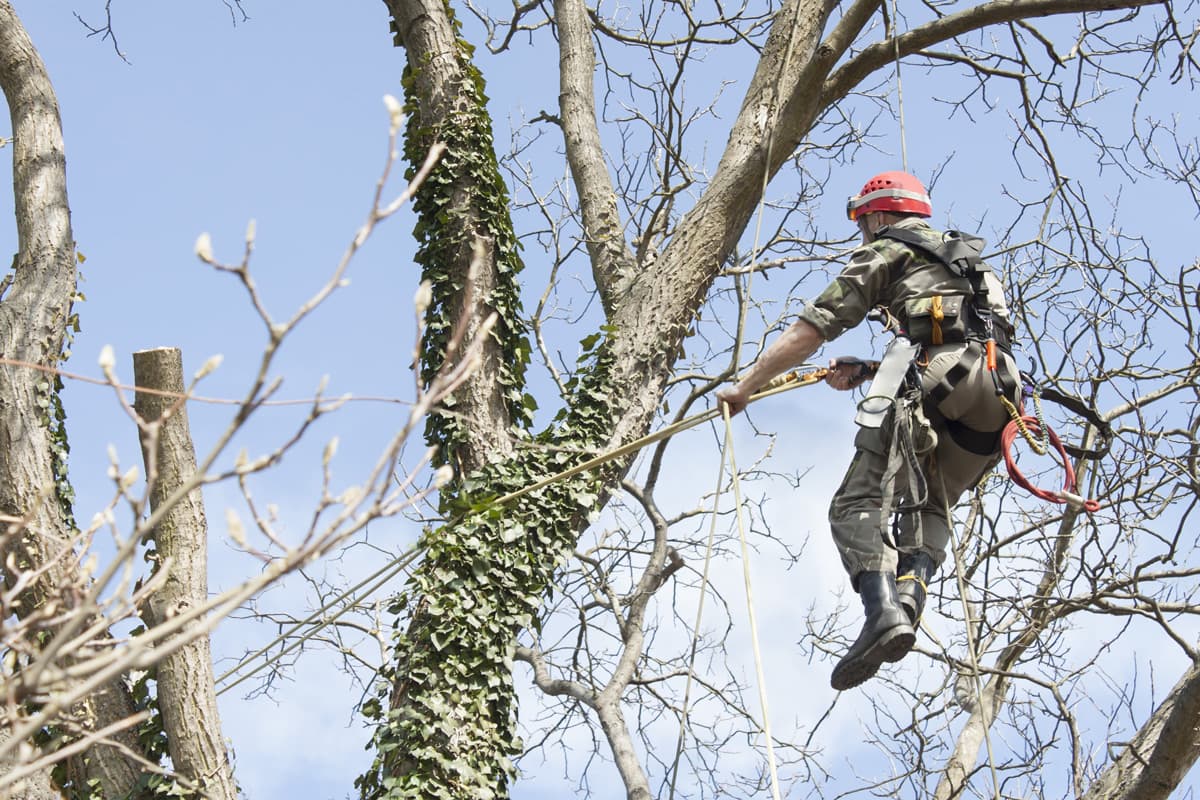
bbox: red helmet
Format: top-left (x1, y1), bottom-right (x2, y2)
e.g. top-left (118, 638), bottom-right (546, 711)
top-left (846, 171), bottom-right (932, 220)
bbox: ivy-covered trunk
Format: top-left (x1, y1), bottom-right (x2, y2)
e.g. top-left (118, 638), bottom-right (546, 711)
top-left (362, 0), bottom-right (836, 795)
top-left (358, 360), bottom-right (620, 797)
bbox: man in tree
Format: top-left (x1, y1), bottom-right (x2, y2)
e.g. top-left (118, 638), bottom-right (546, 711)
top-left (717, 171), bottom-right (1021, 691)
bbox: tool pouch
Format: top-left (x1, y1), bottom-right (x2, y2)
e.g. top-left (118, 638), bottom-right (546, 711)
top-left (905, 294), bottom-right (968, 346)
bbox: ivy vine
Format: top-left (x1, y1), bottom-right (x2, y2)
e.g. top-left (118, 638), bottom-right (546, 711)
top-left (358, 337), bottom-right (619, 800)
top-left (354, 5), bottom-right (635, 797)
top-left (397, 2), bottom-right (535, 467)
top-left (34, 250), bottom-right (86, 529)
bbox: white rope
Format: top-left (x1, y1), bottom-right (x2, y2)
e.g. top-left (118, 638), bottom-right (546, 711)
top-left (941, 475), bottom-right (1002, 800)
top-left (667, 0), bottom-right (807, 779)
top-left (724, 405), bottom-right (783, 799)
top-left (666, 406), bottom-right (733, 799)
top-left (887, 0), bottom-right (909, 172)
top-left (666, 406), bottom-right (788, 800)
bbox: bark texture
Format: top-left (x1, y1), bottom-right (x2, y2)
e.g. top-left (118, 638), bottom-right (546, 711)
top-left (387, 0), bottom-right (520, 476)
top-left (554, 0), bottom-right (635, 317)
top-left (0, 3), bottom-right (141, 794)
top-left (1079, 658), bottom-right (1200, 800)
top-left (133, 347), bottom-right (237, 800)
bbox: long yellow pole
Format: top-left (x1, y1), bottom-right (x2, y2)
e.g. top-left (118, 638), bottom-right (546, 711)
top-left (490, 367), bottom-right (829, 509)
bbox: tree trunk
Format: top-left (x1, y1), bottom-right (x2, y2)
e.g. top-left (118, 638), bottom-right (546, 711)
top-left (133, 347), bottom-right (237, 800)
top-left (0, 729), bottom-right (58, 800)
top-left (1078, 658), bottom-right (1200, 800)
top-left (385, 0), bottom-right (524, 477)
top-left (0, 3), bottom-right (142, 794)
top-left (360, 1), bottom-right (843, 796)
top-left (595, 694), bottom-right (653, 800)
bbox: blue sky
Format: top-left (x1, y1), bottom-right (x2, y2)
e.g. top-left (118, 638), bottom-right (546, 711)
top-left (3, 2), bottom-right (1198, 799)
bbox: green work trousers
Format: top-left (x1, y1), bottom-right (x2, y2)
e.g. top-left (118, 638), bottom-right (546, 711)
top-left (828, 344), bottom-right (1019, 588)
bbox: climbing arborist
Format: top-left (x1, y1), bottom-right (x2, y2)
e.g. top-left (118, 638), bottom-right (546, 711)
top-left (716, 170), bottom-right (1021, 691)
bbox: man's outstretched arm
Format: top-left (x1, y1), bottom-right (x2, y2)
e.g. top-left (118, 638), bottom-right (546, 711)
top-left (716, 319), bottom-right (825, 415)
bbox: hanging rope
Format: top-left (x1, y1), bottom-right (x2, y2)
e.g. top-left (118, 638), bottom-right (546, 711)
top-left (886, 0), bottom-right (908, 171)
top-left (724, 405), bottom-right (784, 799)
top-left (666, 405), bottom-right (783, 800)
top-left (942, 477), bottom-right (1003, 800)
top-left (665, 407), bottom-right (730, 800)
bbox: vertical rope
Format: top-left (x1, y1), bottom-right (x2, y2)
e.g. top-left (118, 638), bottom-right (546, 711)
top-left (887, 0), bottom-right (909, 172)
top-left (942, 476), bottom-right (1002, 800)
top-left (666, 419), bottom-right (731, 799)
top-left (674, 0), bottom-right (804, 792)
top-left (723, 406), bottom-right (783, 800)
top-left (667, 408), bottom-right (783, 800)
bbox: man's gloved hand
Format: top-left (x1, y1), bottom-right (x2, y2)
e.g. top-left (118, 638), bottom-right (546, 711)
top-left (825, 356), bottom-right (878, 392)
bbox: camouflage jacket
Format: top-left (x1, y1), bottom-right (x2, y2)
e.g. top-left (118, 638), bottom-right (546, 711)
top-left (797, 216), bottom-right (1012, 343)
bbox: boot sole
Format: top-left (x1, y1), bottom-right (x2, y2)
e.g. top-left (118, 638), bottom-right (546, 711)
top-left (830, 624), bottom-right (916, 691)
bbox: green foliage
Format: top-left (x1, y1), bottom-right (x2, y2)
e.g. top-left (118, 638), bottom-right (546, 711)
top-left (34, 252), bottom-right (86, 529)
top-left (357, 340), bottom-right (620, 800)
top-left (359, 5), bottom-right (631, 797)
top-left (399, 0), bottom-right (533, 469)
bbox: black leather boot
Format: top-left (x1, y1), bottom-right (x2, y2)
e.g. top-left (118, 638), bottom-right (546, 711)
top-left (830, 571), bottom-right (916, 691)
top-left (896, 552), bottom-right (937, 624)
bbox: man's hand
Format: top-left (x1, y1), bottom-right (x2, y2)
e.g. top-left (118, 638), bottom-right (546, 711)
top-left (716, 384), bottom-right (752, 416)
top-left (715, 319), bottom-right (828, 417)
top-left (825, 356), bottom-right (877, 392)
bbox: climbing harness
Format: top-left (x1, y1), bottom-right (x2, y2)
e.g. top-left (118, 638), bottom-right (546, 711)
top-left (870, 226), bottom-right (1023, 460)
top-left (867, 223), bottom-right (1107, 513)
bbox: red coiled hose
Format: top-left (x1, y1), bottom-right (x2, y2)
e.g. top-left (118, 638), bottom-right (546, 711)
top-left (1001, 416), bottom-right (1102, 513)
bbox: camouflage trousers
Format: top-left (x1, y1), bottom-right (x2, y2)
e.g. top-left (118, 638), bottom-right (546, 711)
top-left (828, 343), bottom-right (1019, 588)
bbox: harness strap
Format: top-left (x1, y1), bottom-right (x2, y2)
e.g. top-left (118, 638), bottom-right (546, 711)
top-left (888, 388), bottom-right (930, 513)
top-left (928, 340), bottom-right (984, 407)
top-left (926, 340), bottom-right (1020, 456)
top-left (944, 418), bottom-right (1003, 456)
top-left (876, 225), bottom-right (991, 280)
